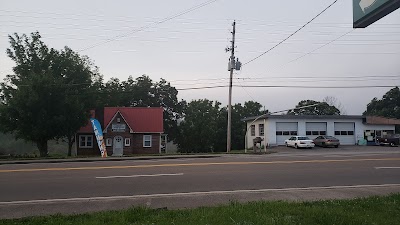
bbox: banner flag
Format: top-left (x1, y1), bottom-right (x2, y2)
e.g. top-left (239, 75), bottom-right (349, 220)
top-left (90, 118), bottom-right (107, 157)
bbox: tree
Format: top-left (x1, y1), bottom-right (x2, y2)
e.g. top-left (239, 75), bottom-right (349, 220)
top-left (364, 87), bottom-right (400, 132)
top-left (176, 99), bottom-right (221, 153)
top-left (323, 96), bottom-right (347, 115)
top-left (0, 32), bottom-right (96, 156)
top-left (287, 100), bottom-right (340, 115)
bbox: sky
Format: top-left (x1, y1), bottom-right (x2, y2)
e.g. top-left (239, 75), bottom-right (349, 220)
top-left (0, 0), bottom-right (399, 115)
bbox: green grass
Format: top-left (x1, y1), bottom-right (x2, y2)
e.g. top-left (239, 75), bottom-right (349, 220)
top-left (1, 194), bottom-right (399, 225)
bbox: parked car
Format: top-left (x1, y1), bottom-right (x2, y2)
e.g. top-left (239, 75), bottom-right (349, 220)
top-left (285, 136), bottom-right (315, 149)
top-left (313, 136), bottom-right (340, 148)
top-left (376, 134), bottom-right (400, 147)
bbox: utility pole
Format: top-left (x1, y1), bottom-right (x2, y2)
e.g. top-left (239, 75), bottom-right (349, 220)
top-left (226, 20), bottom-right (236, 153)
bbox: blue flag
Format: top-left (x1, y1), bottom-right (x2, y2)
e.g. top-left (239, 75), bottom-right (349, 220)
top-left (90, 118), bottom-right (107, 157)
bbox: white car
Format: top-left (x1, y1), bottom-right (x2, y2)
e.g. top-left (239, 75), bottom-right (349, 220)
top-left (285, 136), bottom-right (315, 149)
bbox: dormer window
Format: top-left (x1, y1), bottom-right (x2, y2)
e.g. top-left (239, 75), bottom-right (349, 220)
top-left (117, 118), bottom-right (121, 123)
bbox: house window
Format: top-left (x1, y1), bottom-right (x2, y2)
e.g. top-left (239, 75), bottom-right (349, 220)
top-left (250, 125), bottom-right (255, 136)
top-left (143, 135), bottom-right (152, 147)
top-left (259, 124), bottom-right (264, 136)
top-left (79, 135), bottom-right (93, 148)
top-left (125, 138), bottom-right (131, 147)
top-left (258, 124), bottom-right (264, 136)
top-left (117, 118), bottom-right (121, 123)
top-left (106, 138), bottom-right (112, 147)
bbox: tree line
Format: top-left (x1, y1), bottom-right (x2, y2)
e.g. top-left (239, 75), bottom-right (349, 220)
top-left (0, 32), bottom-right (398, 156)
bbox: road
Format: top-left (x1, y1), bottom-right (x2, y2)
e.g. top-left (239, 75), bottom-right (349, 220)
top-left (0, 146), bottom-right (399, 218)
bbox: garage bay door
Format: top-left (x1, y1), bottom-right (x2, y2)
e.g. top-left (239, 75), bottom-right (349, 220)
top-left (306, 122), bottom-right (327, 140)
top-left (334, 122), bottom-right (355, 145)
top-left (276, 122), bottom-right (298, 145)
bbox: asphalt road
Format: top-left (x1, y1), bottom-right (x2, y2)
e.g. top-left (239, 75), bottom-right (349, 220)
top-left (1, 146), bottom-right (399, 219)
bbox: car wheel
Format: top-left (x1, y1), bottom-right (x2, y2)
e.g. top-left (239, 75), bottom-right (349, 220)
top-left (322, 142), bottom-right (326, 148)
top-left (334, 145), bottom-right (339, 148)
top-left (295, 144), bottom-right (298, 149)
top-left (390, 142), bottom-right (396, 147)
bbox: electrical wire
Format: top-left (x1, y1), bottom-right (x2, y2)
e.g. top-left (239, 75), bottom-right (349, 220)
top-left (243, 0), bottom-right (339, 66)
top-left (77, 0), bottom-right (219, 52)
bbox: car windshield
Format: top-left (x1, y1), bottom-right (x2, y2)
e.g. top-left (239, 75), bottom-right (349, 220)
top-left (298, 137), bottom-right (309, 140)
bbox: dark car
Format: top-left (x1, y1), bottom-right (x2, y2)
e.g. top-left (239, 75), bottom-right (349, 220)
top-left (313, 136), bottom-right (340, 148)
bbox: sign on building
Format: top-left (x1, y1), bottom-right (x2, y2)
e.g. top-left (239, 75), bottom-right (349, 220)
top-left (353, 0), bottom-right (400, 28)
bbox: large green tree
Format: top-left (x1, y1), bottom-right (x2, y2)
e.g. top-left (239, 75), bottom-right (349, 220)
top-left (176, 99), bottom-right (221, 153)
top-left (364, 87), bottom-right (400, 132)
top-left (0, 32), bottom-right (96, 156)
top-left (175, 100), bottom-right (267, 152)
top-left (287, 100), bottom-right (340, 115)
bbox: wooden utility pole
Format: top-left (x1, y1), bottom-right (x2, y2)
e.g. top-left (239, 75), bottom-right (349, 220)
top-left (226, 21), bottom-right (236, 153)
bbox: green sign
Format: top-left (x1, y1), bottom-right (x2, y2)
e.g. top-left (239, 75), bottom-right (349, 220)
top-left (353, 0), bottom-right (400, 28)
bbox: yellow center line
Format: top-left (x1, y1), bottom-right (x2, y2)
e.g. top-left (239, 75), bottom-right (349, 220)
top-left (0, 158), bottom-right (400, 173)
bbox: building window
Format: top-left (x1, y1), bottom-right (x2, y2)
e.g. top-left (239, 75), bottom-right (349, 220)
top-left (106, 138), bottom-right (112, 146)
top-left (117, 118), bottom-right (121, 123)
top-left (259, 124), bottom-right (264, 136)
top-left (276, 131), bottom-right (296, 136)
top-left (320, 131), bottom-right (326, 135)
top-left (335, 131), bottom-right (354, 135)
top-left (125, 138), bottom-right (131, 147)
top-left (79, 135), bottom-right (93, 148)
top-left (251, 125), bottom-right (255, 136)
top-left (143, 135), bottom-right (152, 147)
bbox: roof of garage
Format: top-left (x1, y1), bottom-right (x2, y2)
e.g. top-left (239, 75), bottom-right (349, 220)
top-left (242, 115), bottom-right (365, 122)
top-left (242, 115), bottom-right (400, 125)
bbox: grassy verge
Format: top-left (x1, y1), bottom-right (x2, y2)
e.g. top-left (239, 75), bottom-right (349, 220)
top-left (1, 194), bottom-right (399, 225)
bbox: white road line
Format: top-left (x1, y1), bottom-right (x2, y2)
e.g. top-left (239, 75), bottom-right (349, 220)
top-left (375, 167), bottom-right (400, 169)
top-left (1, 184), bottom-right (399, 205)
top-left (95, 173), bottom-right (184, 179)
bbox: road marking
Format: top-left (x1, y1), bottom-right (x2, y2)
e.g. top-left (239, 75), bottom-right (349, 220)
top-left (375, 167), bottom-right (400, 169)
top-left (1, 183), bottom-right (399, 205)
top-left (1, 157), bottom-right (400, 173)
top-left (96, 173), bottom-right (184, 179)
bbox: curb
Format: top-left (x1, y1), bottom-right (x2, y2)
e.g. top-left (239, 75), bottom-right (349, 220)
top-left (0, 155), bottom-right (220, 165)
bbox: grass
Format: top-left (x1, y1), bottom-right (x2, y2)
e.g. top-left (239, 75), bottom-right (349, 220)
top-left (1, 194), bottom-right (399, 225)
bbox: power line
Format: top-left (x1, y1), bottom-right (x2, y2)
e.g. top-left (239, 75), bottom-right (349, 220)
top-left (243, 0), bottom-right (339, 66)
top-left (273, 29), bottom-right (354, 70)
top-left (77, 0), bottom-right (219, 52)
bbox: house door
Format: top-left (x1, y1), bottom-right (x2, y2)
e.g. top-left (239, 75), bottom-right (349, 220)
top-left (113, 136), bottom-right (123, 156)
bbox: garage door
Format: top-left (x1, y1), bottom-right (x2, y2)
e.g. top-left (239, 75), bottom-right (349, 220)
top-left (334, 122), bottom-right (355, 145)
top-left (276, 122), bottom-right (298, 145)
top-left (306, 122), bottom-right (327, 140)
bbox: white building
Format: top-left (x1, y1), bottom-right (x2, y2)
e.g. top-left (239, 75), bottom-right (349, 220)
top-left (243, 115), bottom-right (400, 148)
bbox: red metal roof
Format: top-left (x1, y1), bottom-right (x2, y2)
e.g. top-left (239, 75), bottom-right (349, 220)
top-left (104, 107), bottom-right (163, 133)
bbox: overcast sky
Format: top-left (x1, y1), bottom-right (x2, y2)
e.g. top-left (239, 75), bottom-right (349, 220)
top-left (1, 0), bottom-right (399, 115)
